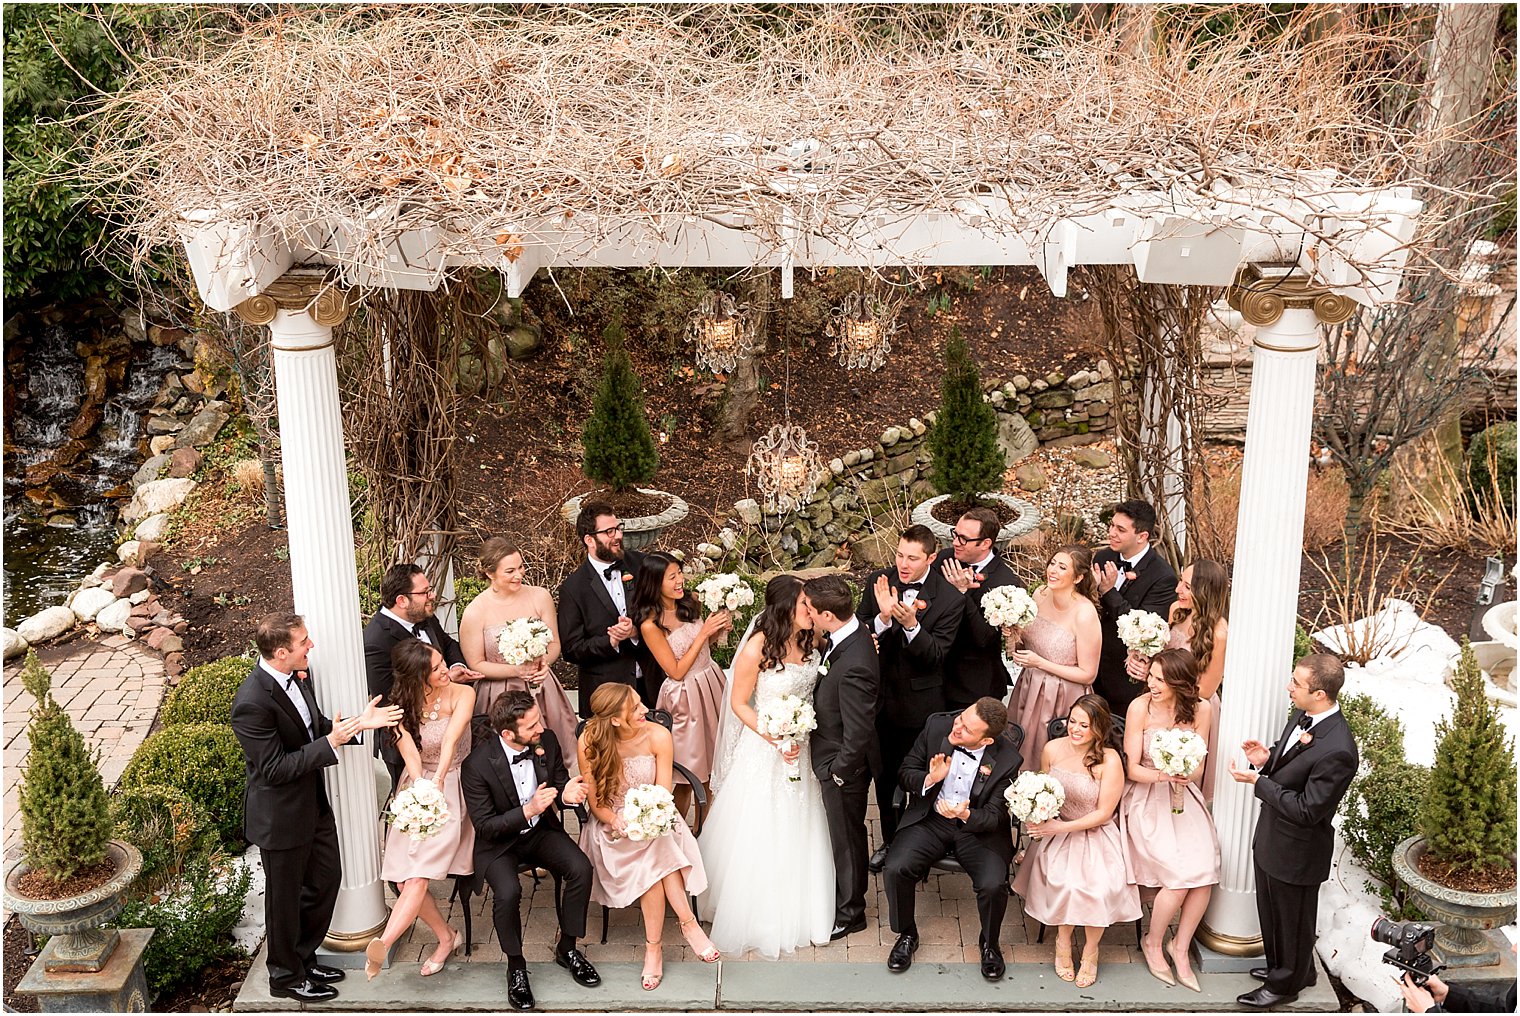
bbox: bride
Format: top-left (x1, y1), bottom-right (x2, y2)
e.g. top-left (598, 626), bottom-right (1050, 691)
top-left (697, 574), bottom-right (835, 958)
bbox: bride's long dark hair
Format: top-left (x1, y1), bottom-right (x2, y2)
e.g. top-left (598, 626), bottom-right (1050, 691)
top-left (756, 574), bottom-right (816, 671)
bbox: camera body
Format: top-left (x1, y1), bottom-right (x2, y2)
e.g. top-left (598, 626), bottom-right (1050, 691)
top-left (1371, 917), bottom-right (1441, 985)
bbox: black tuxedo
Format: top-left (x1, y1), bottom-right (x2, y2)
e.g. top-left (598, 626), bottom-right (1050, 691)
top-left (885, 711), bottom-right (1022, 945)
top-left (811, 622), bottom-right (881, 928)
top-left (1251, 707), bottom-right (1358, 996)
top-left (856, 565), bottom-right (965, 846)
top-left (229, 662), bottom-right (340, 991)
top-left (461, 729), bottom-right (592, 956)
top-left (934, 549), bottom-right (1024, 708)
top-left (1093, 545), bottom-right (1177, 712)
top-left (557, 551), bottom-right (650, 717)
top-left (364, 610), bottom-right (468, 786)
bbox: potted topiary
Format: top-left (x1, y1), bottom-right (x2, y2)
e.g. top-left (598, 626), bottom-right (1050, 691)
top-left (562, 319), bottom-right (688, 548)
top-left (911, 329), bottom-right (1039, 544)
top-left (3, 651), bottom-right (143, 974)
top-left (1393, 640), bottom-right (1517, 966)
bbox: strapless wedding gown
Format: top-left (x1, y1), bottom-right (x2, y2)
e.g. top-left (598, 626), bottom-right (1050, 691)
top-left (696, 657), bottom-right (834, 958)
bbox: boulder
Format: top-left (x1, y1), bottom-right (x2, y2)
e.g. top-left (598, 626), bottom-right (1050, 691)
top-left (163, 652), bottom-right (186, 678)
top-left (129, 589), bottom-right (153, 605)
top-left (134, 513), bottom-right (172, 542)
top-left (3, 627), bottom-right (30, 661)
top-left (17, 606), bottom-right (77, 644)
top-left (117, 540), bottom-right (145, 566)
top-left (149, 435), bottom-right (177, 456)
top-left (1071, 447), bottom-right (1111, 469)
top-left (734, 498), bottom-right (763, 526)
top-left (145, 413), bottom-right (184, 436)
top-left (174, 401), bottom-right (230, 449)
top-left (849, 531), bottom-right (897, 569)
top-left (96, 598), bottom-right (134, 635)
top-left (1015, 462), bottom-right (1049, 492)
top-left (110, 567), bottom-right (149, 598)
top-left (127, 615), bottom-right (155, 634)
top-left (996, 411), bottom-right (1039, 466)
top-left (70, 587), bottom-right (118, 622)
top-left (168, 447), bottom-right (202, 478)
top-left (123, 477), bottom-right (197, 522)
top-left (144, 627), bottom-right (181, 652)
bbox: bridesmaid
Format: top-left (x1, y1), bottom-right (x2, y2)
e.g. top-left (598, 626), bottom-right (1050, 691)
top-left (459, 538), bottom-right (579, 757)
top-left (1119, 648), bottom-right (1220, 992)
top-left (577, 683), bottom-right (716, 991)
top-left (369, 640), bottom-right (475, 979)
top-left (631, 551), bottom-right (731, 819)
top-left (1006, 545), bottom-right (1103, 770)
top-left (1014, 694), bottom-right (1140, 989)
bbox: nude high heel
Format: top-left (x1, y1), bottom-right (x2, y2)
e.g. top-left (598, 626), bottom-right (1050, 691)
top-left (364, 937), bottom-right (387, 980)
top-left (641, 939), bottom-right (663, 990)
top-left (680, 917), bottom-right (720, 963)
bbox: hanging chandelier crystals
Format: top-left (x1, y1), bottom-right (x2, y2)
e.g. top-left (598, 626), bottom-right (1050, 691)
top-left (827, 285), bottom-right (900, 371)
top-left (747, 422), bottom-right (822, 513)
top-left (686, 291), bottom-right (753, 373)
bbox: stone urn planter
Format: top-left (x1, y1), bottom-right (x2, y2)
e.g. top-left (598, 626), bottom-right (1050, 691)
top-left (911, 493), bottom-right (1041, 547)
top-left (562, 488), bottom-right (690, 552)
top-left (1393, 834), bottom-right (1517, 968)
top-left (3, 840), bottom-right (143, 973)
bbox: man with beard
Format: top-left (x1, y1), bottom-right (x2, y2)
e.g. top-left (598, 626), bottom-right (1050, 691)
top-left (935, 507), bottom-right (1024, 709)
top-left (558, 501), bottom-right (649, 717)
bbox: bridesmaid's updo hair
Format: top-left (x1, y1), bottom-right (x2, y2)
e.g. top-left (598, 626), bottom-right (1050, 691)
top-left (389, 639), bottom-right (442, 749)
top-left (479, 537), bottom-right (524, 580)
top-left (1051, 544), bottom-right (1099, 608)
top-left (757, 575), bottom-right (816, 672)
top-left (629, 551), bottom-right (700, 632)
top-left (1068, 693), bottom-right (1114, 776)
top-left (581, 682), bottom-right (640, 811)
top-left (1150, 647), bottom-right (1201, 727)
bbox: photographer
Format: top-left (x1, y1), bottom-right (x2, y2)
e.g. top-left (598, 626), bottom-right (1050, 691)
top-left (1398, 972), bottom-right (1517, 1013)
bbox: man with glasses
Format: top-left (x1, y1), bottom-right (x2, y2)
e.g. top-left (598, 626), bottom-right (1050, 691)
top-left (936, 507), bottom-right (1025, 710)
top-left (363, 562), bottom-right (482, 788)
top-left (558, 501), bottom-right (649, 718)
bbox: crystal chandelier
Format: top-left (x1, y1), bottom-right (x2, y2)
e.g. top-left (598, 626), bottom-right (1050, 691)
top-left (686, 291), bottom-right (753, 373)
top-left (748, 422), bottom-right (822, 513)
top-left (827, 285), bottom-right (899, 371)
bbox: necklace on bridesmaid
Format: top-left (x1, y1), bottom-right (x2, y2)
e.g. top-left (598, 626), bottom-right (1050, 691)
top-left (423, 689), bottom-right (442, 721)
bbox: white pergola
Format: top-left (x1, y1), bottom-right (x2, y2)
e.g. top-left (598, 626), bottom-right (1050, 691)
top-left (182, 184), bottom-right (1419, 958)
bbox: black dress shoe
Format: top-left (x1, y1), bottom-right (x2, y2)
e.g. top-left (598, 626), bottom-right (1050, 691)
top-left (555, 947), bottom-right (601, 987)
top-left (1237, 986), bottom-right (1298, 1008)
top-left (980, 942), bottom-right (1006, 981)
top-left (887, 932), bottom-right (919, 972)
top-left (1249, 967), bottom-right (1269, 982)
top-left (868, 844), bottom-right (890, 873)
top-left (306, 964), bottom-right (346, 984)
top-left (508, 968), bottom-right (535, 1011)
top-left (830, 918), bottom-right (868, 941)
top-left (269, 979), bottom-right (339, 1002)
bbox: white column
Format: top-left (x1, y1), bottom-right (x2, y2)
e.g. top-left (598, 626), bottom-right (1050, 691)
top-left (1200, 267), bottom-right (1354, 955)
top-left (240, 276), bottom-right (388, 949)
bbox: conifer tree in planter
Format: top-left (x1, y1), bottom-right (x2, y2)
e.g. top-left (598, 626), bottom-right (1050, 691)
top-left (911, 329), bottom-right (1038, 543)
top-left (1392, 641), bottom-right (1517, 966)
top-left (564, 319), bottom-right (688, 548)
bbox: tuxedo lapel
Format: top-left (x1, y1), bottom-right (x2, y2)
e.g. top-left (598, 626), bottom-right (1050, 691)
top-left (970, 739), bottom-right (998, 799)
top-left (260, 666), bottom-right (311, 741)
top-left (582, 560), bottom-right (619, 617)
top-left (488, 738), bottom-right (521, 808)
top-left (1267, 710), bottom-right (1304, 774)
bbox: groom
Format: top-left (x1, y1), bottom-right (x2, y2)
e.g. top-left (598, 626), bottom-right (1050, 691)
top-left (801, 573), bottom-right (881, 941)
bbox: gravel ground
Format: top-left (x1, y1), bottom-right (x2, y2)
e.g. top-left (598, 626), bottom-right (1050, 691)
top-left (1004, 438), bottom-right (1124, 538)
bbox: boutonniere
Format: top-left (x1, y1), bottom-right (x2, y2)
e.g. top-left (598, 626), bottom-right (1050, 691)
top-left (621, 574), bottom-right (633, 583)
top-left (534, 746), bottom-right (546, 757)
top-left (979, 764), bottom-right (993, 776)
top-left (294, 670), bottom-right (309, 682)
top-left (818, 659), bottom-right (830, 676)
top-left (1124, 571), bottom-right (1138, 582)
top-left (1297, 731), bottom-right (1314, 746)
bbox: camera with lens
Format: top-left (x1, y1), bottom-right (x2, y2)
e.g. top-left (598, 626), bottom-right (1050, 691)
top-left (1371, 916), bottom-right (1442, 985)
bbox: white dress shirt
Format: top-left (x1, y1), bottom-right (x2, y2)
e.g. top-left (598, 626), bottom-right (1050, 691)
top-left (588, 554), bottom-right (629, 616)
top-left (261, 658), bottom-right (315, 739)
top-left (1114, 544), bottom-right (1150, 590)
top-left (826, 615), bottom-right (861, 661)
top-left (501, 736), bottom-right (540, 831)
top-left (929, 742), bottom-right (985, 810)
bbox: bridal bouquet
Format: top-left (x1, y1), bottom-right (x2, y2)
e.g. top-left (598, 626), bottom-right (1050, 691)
top-left (695, 573), bottom-right (754, 647)
top-left (496, 617), bottom-right (553, 667)
top-left (981, 585), bottom-right (1038, 630)
top-left (756, 694), bottom-right (818, 782)
top-left (1005, 771), bottom-right (1065, 825)
top-left (1150, 728), bottom-right (1207, 813)
top-left (1117, 609), bottom-right (1171, 658)
top-left (387, 779), bottom-right (450, 840)
top-left (621, 784), bottom-right (678, 841)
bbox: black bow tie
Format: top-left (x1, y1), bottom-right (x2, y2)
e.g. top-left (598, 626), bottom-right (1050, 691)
top-left (509, 749), bottom-right (536, 765)
top-left (408, 623), bottom-right (425, 639)
top-left (1297, 713), bottom-right (1313, 731)
top-left (603, 564), bottom-right (621, 580)
top-left (901, 582), bottom-right (923, 594)
top-left (952, 745), bottom-right (979, 759)
top-left (1122, 558), bottom-right (1140, 571)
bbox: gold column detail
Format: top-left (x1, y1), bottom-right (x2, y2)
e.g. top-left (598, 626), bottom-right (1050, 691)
top-left (1226, 263), bottom-right (1357, 328)
top-left (233, 268), bottom-right (351, 328)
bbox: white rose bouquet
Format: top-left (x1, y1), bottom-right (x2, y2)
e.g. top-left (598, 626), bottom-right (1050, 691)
top-left (981, 585), bottom-right (1038, 630)
top-left (387, 778), bottom-right (450, 840)
top-left (1116, 609), bottom-right (1171, 659)
top-left (620, 783), bottom-right (678, 841)
top-left (1149, 727), bottom-right (1207, 813)
top-left (694, 573), bottom-right (755, 647)
top-left (756, 694), bottom-right (818, 782)
top-left (1004, 771), bottom-right (1066, 825)
top-left (495, 617), bottom-right (553, 668)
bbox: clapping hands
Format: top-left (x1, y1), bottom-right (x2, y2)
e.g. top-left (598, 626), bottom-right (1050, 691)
top-left (941, 559), bottom-right (983, 594)
top-left (607, 615), bottom-right (635, 646)
top-left (926, 752), bottom-right (953, 787)
top-left (934, 797), bottom-right (970, 820)
top-left (562, 774), bottom-right (589, 807)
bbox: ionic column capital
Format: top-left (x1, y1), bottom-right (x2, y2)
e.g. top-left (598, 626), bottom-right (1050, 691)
top-left (1226, 263), bottom-right (1357, 330)
top-left (233, 268), bottom-right (350, 329)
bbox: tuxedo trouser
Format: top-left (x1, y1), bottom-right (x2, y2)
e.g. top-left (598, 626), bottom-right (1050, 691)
top-left (482, 825), bottom-right (593, 957)
top-left (1254, 860), bottom-right (1320, 995)
top-left (819, 772), bottom-right (871, 927)
top-left (259, 814), bottom-right (340, 989)
top-left (872, 720), bottom-right (922, 845)
top-left (884, 815), bottom-right (1010, 945)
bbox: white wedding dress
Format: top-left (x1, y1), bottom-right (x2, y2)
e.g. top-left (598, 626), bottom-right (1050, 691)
top-left (696, 653), bottom-right (835, 958)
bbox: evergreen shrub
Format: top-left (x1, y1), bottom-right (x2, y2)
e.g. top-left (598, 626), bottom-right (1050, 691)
top-left (114, 852), bottom-right (252, 998)
top-left (1466, 421), bottom-right (1516, 516)
top-left (581, 320), bottom-right (659, 492)
top-left (120, 723), bottom-right (246, 846)
top-left (926, 329), bottom-right (1005, 505)
top-left (111, 783), bottom-right (214, 890)
top-left (161, 655), bottom-right (253, 726)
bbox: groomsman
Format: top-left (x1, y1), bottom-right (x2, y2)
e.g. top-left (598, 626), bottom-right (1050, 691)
top-left (462, 691), bottom-right (599, 1011)
top-left (883, 698), bottom-right (1022, 980)
top-left (363, 562), bottom-right (482, 787)
top-left (936, 507), bottom-right (1024, 709)
top-left (1229, 654), bottom-right (1358, 1009)
top-left (857, 524), bottom-right (965, 873)
top-left (1091, 499), bottom-right (1177, 713)
top-left (231, 612), bottom-right (401, 1002)
top-left (557, 501), bottom-right (648, 717)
